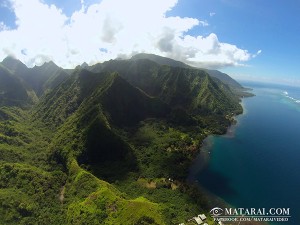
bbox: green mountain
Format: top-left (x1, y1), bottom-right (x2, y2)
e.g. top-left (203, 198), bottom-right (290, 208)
top-left (204, 69), bottom-right (243, 89)
top-left (29, 61), bottom-right (69, 96)
top-left (34, 69), bottom-right (169, 127)
top-left (0, 54), bottom-right (249, 224)
top-left (131, 53), bottom-right (190, 69)
top-left (1, 57), bottom-right (69, 99)
top-left (0, 64), bottom-right (36, 107)
top-left (1, 56), bottom-right (29, 75)
top-left (129, 53), bottom-right (249, 94)
top-left (89, 57), bottom-right (242, 116)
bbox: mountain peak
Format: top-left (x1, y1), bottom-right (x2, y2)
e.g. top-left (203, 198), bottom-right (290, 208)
top-left (80, 62), bottom-right (89, 68)
top-left (39, 60), bottom-right (59, 70)
top-left (131, 53), bottom-right (191, 68)
top-left (2, 55), bottom-right (18, 62)
top-left (1, 56), bottom-right (28, 72)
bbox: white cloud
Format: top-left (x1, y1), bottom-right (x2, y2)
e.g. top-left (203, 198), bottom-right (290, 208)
top-left (0, 22), bottom-right (10, 31)
top-left (252, 49), bottom-right (262, 58)
top-left (0, 0), bottom-right (258, 68)
top-left (199, 20), bottom-right (209, 27)
top-left (210, 12), bottom-right (216, 17)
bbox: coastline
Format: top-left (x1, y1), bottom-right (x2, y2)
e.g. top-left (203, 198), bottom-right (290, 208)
top-left (186, 93), bottom-right (269, 225)
top-left (186, 99), bottom-right (246, 211)
top-left (186, 111), bottom-right (242, 206)
top-left (188, 98), bottom-right (246, 181)
top-left (186, 87), bottom-right (254, 181)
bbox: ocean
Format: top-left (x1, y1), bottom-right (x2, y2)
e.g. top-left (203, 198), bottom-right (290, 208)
top-left (193, 81), bottom-right (300, 225)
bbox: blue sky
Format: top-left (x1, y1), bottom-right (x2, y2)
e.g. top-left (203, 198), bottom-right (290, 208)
top-left (0, 0), bottom-right (299, 85)
top-left (168, 0), bottom-right (300, 85)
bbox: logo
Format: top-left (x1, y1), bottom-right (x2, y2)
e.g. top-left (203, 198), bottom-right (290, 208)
top-left (210, 207), bottom-right (223, 216)
top-left (209, 207), bottom-right (291, 223)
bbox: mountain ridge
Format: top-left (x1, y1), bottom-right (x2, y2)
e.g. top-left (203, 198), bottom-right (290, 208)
top-left (0, 54), bottom-right (251, 224)
top-left (129, 53), bottom-right (246, 91)
top-left (86, 57), bottom-right (243, 116)
top-left (0, 57), bottom-right (69, 99)
top-left (0, 64), bottom-right (36, 107)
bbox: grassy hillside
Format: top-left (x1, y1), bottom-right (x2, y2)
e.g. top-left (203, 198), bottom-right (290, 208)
top-left (33, 69), bottom-right (169, 127)
top-left (0, 56), bottom-right (247, 224)
top-left (32, 69), bottom-right (111, 127)
top-left (0, 105), bottom-right (167, 224)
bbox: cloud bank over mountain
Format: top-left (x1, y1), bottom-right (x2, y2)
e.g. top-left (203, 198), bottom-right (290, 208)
top-left (0, 0), bottom-right (260, 68)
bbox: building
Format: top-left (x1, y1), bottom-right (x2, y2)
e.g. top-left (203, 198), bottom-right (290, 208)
top-left (193, 217), bottom-right (203, 224)
top-left (198, 214), bottom-right (207, 220)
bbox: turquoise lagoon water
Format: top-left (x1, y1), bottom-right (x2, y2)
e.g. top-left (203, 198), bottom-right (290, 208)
top-left (195, 82), bottom-right (300, 225)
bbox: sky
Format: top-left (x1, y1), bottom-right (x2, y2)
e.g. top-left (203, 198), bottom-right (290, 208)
top-left (0, 0), bottom-right (299, 85)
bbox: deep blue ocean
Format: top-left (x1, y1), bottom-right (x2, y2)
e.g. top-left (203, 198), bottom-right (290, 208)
top-left (195, 81), bottom-right (300, 225)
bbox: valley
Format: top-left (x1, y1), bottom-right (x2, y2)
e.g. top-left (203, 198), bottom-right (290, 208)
top-left (0, 54), bottom-right (248, 225)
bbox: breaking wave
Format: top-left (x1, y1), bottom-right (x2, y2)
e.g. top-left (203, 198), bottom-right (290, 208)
top-left (282, 91), bottom-right (300, 104)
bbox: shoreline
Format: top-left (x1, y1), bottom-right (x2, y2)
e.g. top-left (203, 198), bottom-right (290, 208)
top-left (188, 99), bottom-right (246, 181)
top-left (185, 101), bottom-right (245, 210)
top-left (187, 87), bottom-right (254, 178)
top-left (185, 95), bottom-right (269, 225)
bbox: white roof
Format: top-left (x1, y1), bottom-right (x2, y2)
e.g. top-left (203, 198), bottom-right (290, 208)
top-left (198, 214), bottom-right (207, 220)
top-left (194, 217), bottom-right (203, 224)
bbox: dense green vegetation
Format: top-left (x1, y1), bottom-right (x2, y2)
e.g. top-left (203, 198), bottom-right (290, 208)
top-left (0, 55), bottom-right (248, 224)
top-left (88, 57), bottom-right (243, 116)
top-left (129, 53), bottom-right (251, 96)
